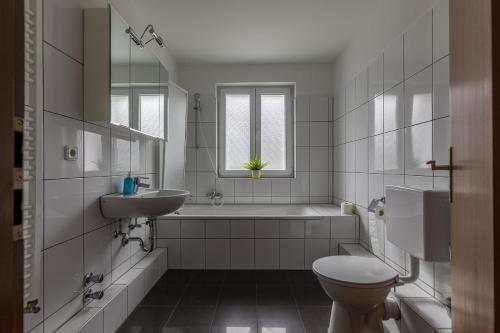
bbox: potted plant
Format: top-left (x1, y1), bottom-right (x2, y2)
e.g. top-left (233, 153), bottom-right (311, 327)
top-left (243, 156), bottom-right (269, 179)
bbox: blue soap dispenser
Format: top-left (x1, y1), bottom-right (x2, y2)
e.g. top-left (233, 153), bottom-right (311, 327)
top-left (123, 172), bottom-right (134, 195)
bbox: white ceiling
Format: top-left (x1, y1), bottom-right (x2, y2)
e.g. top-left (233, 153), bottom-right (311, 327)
top-left (134, 0), bottom-right (379, 65)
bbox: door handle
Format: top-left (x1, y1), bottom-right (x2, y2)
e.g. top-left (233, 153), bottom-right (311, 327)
top-left (426, 147), bottom-right (453, 202)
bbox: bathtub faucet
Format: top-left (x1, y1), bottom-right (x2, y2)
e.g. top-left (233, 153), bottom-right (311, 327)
top-left (207, 191), bottom-right (223, 200)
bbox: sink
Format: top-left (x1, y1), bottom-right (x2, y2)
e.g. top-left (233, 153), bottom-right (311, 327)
top-left (100, 189), bottom-right (190, 219)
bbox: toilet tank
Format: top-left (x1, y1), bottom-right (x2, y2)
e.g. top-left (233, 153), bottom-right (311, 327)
top-left (385, 185), bottom-right (450, 262)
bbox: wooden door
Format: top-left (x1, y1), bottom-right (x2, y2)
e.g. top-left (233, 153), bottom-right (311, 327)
top-left (0, 0), bottom-right (24, 331)
top-left (450, 0), bottom-right (499, 331)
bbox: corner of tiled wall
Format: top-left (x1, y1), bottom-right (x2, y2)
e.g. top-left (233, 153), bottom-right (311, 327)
top-left (332, 0), bottom-right (451, 324)
top-left (38, 1), bottom-right (160, 332)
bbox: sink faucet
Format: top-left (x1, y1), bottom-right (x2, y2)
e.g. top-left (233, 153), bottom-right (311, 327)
top-left (207, 191), bottom-right (223, 200)
top-left (134, 176), bottom-right (150, 193)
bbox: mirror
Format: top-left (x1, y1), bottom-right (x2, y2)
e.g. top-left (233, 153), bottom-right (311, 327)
top-left (110, 6), bottom-right (130, 127)
top-left (160, 66), bottom-right (169, 140)
top-left (109, 5), bottom-right (169, 139)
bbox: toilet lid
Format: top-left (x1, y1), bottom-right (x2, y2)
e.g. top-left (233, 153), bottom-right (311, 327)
top-left (313, 256), bottom-right (398, 287)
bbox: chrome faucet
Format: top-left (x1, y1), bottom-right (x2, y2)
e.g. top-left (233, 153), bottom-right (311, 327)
top-left (206, 191), bottom-right (223, 200)
top-left (134, 176), bottom-right (150, 193)
top-left (84, 272), bottom-right (104, 285)
top-left (84, 289), bottom-right (104, 301)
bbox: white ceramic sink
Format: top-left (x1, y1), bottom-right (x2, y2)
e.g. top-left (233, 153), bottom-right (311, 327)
top-left (100, 189), bottom-right (190, 219)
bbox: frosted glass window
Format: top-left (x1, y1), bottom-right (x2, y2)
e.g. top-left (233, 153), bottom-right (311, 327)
top-left (218, 85), bottom-right (294, 178)
top-left (225, 94), bottom-right (251, 170)
top-left (260, 95), bottom-right (286, 170)
top-left (111, 95), bottom-right (129, 127)
top-left (139, 94), bottom-right (164, 137)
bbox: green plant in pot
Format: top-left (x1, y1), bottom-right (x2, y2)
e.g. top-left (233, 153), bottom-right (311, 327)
top-left (243, 156), bottom-right (269, 179)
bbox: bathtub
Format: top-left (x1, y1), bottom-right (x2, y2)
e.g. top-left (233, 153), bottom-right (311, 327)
top-left (161, 204), bottom-right (342, 219)
top-left (156, 204), bottom-right (356, 270)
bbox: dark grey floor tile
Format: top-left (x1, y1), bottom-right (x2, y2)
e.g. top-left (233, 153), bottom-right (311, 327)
top-left (141, 285), bottom-right (187, 306)
top-left (164, 325), bottom-right (212, 333)
top-left (211, 325), bottom-right (258, 333)
top-left (257, 286), bottom-right (296, 307)
top-left (191, 270), bottom-right (228, 285)
top-left (286, 270), bottom-right (319, 286)
top-left (299, 307), bottom-right (331, 333)
top-left (219, 285), bottom-right (257, 306)
top-left (211, 306), bottom-right (258, 332)
top-left (225, 270), bottom-right (257, 285)
top-left (157, 269), bottom-right (195, 286)
top-left (117, 306), bottom-right (173, 333)
top-left (165, 307), bottom-right (216, 332)
top-left (291, 285), bottom-right (331, 307)
top-left (255, 270), bottom-right (289, 285)
top-left (178, 285), bottom-right (221, 307)
top-left (256, 306), bottom-right (306, 333)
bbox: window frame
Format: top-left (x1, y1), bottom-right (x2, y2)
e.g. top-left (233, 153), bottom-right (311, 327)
top-left (217, 84), bottom-right (295, 178)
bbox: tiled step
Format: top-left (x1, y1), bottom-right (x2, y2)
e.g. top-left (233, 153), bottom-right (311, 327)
top-left (54, 248), bottom-right (167, 333)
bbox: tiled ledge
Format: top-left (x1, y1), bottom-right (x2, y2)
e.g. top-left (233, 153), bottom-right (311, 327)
top-left (53, 248), bottom-right (168, 333)
top-left (339, 243), bottom-right (452, 333)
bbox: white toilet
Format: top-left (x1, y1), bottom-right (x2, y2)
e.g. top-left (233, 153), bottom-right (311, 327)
top-left (313, 185), bottom-right (450, 333)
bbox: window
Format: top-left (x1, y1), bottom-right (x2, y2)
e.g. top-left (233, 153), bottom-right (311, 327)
top-left (111, 88), bottom-right (130, 127)
top-left (218, 85), bottom-right (295, 178)
top-left (111, 87), bottom-right (168, 139)
top-left (132, 88), bottom-right (167, 138)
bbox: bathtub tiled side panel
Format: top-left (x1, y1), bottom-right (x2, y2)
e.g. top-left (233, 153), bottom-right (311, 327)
top-left (156, 214), bottom-right (358, 270)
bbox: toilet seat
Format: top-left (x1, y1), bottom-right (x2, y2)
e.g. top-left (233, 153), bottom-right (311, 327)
top-left (313, 256), bottom-right (399, 288)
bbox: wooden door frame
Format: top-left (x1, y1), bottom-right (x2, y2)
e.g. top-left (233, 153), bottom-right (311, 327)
top-left (0, 0), bottom-right (24, 331)
top-left (450, 0), bottom-right (499, 332)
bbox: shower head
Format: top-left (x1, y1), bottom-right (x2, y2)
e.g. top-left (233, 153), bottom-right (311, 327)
top-left (193, 93), bottom-right (202, 112)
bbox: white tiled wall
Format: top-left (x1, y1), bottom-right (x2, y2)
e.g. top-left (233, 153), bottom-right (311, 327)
top-left (184, 94), bottom-right (334, 205)
top-left (156, 215), bottom-right (358, 270)
top-left (332, 0), bottom-right (450, 305)
top-left (35, 1), bottom-right (160, 332)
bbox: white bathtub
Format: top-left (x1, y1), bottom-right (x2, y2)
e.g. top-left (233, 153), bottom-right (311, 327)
top-left (161, 204), bottom-right (342, 219)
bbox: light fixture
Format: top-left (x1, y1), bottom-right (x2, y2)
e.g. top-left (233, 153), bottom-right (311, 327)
top-left (125, 24), bottom-right (165, 48)
top-left (125, 27), bottom-right (144, 48)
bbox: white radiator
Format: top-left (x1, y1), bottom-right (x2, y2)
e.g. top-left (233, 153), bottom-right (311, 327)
top-left (23, 0), bottom-right (43, 328)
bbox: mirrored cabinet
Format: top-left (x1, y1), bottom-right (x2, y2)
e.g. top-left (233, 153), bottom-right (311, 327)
top-left (84, 6), bottom-right (169, 139)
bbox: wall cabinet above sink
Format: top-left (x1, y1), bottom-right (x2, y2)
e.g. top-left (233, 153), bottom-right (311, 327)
top-left (83, 6), bottom-right (169, 139)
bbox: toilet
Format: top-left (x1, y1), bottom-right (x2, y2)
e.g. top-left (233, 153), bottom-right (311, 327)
top-left (313, 256), bottom-right (399, 333)
top-left (313, 185), bottom-right (451, 333)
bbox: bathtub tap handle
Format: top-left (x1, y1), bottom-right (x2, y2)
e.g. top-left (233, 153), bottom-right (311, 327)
top-left (84, 272), bottom-right (104, 285)
top-left (207, 191), bottom-right (223, 200)
top-left (84, 289), bottom-right (104, 300)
